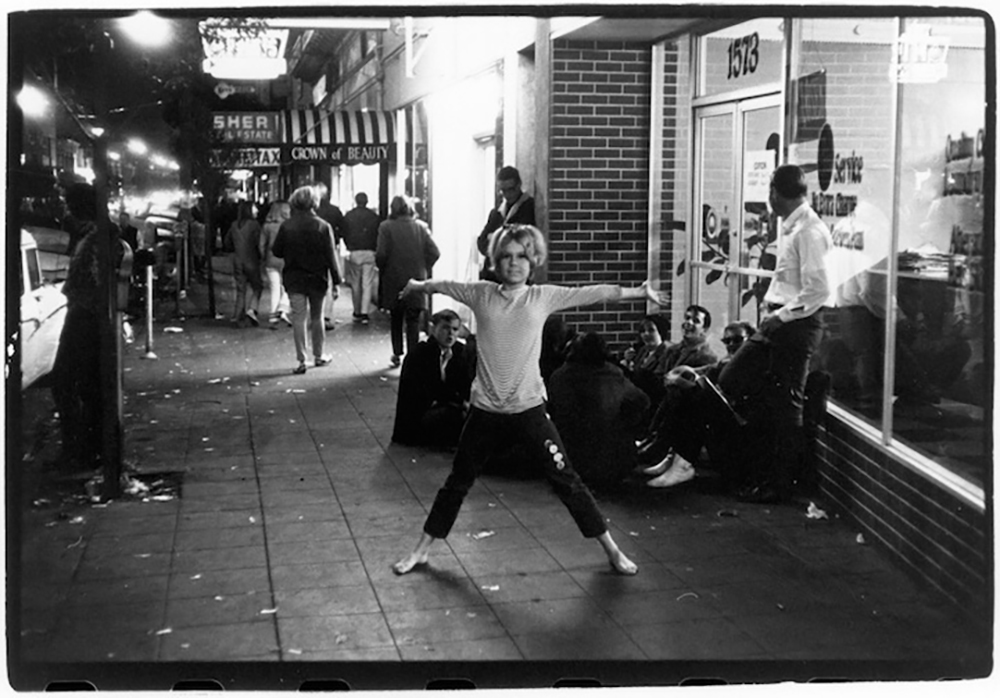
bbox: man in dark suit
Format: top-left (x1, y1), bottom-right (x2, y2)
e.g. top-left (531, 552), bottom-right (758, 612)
top-left (477, 166), bottom-right (535, 282)
top-left (392, 309), bottom-right (474, 449)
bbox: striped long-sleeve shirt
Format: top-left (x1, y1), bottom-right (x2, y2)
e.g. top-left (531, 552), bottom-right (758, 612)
top-left (434, 281), bottom-right (623, 414)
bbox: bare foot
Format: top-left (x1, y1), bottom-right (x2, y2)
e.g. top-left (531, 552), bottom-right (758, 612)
top-left (391, 551), bottom-right (428, 575)
top-left (608, 549), bottom-right (639, 576)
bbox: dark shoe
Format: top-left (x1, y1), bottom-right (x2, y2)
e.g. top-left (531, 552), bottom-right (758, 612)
top-left (390, 354), bottom-right (401, 368)
top-left (324, 318), bottom-right (336, 331)
top-left (293, 363), bottom-right (307, 375)
top-left (314, 355), bottom-right (333, 367)
top-left (360, 314), bottom-right (370, 325)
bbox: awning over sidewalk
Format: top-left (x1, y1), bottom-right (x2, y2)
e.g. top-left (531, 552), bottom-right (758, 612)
top-left (283, 110), bottom-right (396, 147)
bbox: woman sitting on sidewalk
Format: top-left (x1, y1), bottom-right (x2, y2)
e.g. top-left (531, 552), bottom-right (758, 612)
top-left (391, 223), bottom-right (668, 577)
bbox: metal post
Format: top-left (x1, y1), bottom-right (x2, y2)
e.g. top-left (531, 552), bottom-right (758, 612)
top-left (142, 264), bottom-right (157, 360)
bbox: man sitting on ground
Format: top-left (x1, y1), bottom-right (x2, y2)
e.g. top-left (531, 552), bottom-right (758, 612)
top-left (391, 309), bottom-right (474, 449)
top-left (640, 320), bottom-right (754, 488)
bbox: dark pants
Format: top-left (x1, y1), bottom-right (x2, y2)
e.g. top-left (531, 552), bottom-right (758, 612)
top-left (390, 302), bottom-right (423, 357)
top-left (424, 405), bottom-right (608, 539)
top-left (717, 314), bottom-right (824, 490)
top-left (51, 306), bottom-right (103, 467)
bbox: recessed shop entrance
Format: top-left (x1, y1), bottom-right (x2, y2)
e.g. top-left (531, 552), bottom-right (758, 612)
top-left (689, 93), bottom-right (781, 343)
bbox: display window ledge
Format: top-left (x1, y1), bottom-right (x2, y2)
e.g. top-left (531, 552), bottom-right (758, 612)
top-left (827, 401), bottom-right (986, 514)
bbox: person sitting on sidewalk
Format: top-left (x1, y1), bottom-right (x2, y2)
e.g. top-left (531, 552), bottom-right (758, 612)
top-left (640, 320), bottom-right (754, 488)
top-left (390, 223), bottom-right (668, 578)
top-left (548, 331), bottom-right (650, 491)
top-left (391, 309), bottom-right (474, 449)
top-left (645, 165), bottom-right (834, 502)
top-left (619, 313), bottom-right (671, 405)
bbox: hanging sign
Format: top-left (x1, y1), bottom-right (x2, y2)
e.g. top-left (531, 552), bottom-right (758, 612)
top-left (287, 144), bottom-right (393, 164)
top-left (212, 112), bottom-right (281, 143)
top-left (209, 147), bottom-right (282, 169)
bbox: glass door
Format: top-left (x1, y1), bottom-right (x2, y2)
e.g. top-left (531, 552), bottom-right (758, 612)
top-left (691, 94), bottom-right (781, 344)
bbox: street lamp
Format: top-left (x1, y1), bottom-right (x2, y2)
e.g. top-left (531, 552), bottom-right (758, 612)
top-left (119, 11), bottom-right (172, 49)
top-left (16, 85), bottom-right (50, 118)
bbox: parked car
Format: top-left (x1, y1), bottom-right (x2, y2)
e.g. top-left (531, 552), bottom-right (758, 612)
top-left (19, 229), bottom-right (68, 390)
top-left (23, 225), bottom-right (71, 283)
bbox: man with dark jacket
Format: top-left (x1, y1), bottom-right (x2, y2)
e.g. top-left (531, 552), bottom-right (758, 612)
top-left (340, 192), bottom-right (382, 324)
top-left (392, 309), bottom-right (473, 448)
top-left (477, 166), bottom-right (535, 282)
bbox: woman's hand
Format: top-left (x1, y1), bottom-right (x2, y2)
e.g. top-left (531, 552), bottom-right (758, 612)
top-left (398, 278), bottom-right (424, 299)
top-left (641, 280), bottom-right (670, 306)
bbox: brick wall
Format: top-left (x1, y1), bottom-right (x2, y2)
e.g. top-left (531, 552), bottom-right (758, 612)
top-left (548, 40), bottom-right (679, 352)
top-left (816, 418), bottom-right (990, 617)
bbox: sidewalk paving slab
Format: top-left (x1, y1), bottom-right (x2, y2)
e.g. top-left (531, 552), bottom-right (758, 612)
top-left (9, 270), bottom-right (992, 689)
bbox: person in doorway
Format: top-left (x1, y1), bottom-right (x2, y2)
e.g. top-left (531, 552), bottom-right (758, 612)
top-left (376, 195), bottom-right (440, 368)
top-left (477, 166), bottom-right (535, 282)
top-left (223, 201), bottom-right (264, 327)
top-left (314, 181), bottom-right (345, 331)
top-left (272, 185), bottom-right (341, 374)
top-left (341, 192), bottom-right (382, 324)
top-left (650, 164), bottom-right (833, 501)
top-left (260, 200), bottom-right (292, 328)
top-left (392, 308), bottom-right (474, 449)
top-left (391, 223), bottom-right (668, 577)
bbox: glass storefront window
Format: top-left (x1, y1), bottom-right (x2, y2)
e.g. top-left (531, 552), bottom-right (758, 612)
top-left (791, 17), bottom-right (897, 425)
top-left (697, 18), bottom-right (785, 99)
top-left (892, 16), bottom-right (987, 486)
top-left (791, 16), bottom-right (988, 489)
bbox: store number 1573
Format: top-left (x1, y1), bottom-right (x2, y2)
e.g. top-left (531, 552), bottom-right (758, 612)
top-left (727, 32), bottom-right (760, 80)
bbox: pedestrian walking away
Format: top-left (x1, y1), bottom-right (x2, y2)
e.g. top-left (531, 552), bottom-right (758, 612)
top-left (391, 223), bottom-right (669, 577)
top-left (259, 200), bottom-right (293, 328)
top-left (340, 192), bottom-right (382, 324)
top-left (376, 194), bottom-right (440, 368)
top-left (272, 185), bottom-right (342, 374)
top-left (223, 200), bottom-right (263, 327)
top-left (314, 181), bottom-right (345, 331)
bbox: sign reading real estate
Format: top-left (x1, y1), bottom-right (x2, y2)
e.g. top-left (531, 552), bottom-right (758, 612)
top-left (212, 112), bottom-right (282, 143)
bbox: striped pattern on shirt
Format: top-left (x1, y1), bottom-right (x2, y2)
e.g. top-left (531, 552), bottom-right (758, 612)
top-left (435, 281), bottom-right (623, 414)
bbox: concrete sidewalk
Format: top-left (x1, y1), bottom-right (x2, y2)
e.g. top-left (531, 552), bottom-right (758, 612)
top-left (10, 269), bottom-right (992, 689)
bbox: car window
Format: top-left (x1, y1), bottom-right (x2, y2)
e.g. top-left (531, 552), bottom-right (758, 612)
top-left (25, 247), bottom-right (42, 292)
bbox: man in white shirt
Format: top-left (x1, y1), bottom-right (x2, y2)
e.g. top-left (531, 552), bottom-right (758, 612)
top-left (716, 164), bottom-right (833, 503)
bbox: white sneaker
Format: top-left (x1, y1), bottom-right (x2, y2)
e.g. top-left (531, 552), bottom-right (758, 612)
top-left (642, 453), bottom-right (673, 477)
top-left (646, 458), bottom-right (695, 488)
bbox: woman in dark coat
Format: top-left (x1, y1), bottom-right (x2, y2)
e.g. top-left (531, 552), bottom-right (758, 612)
top-left (272, 185), bottom-right (341, 374)
top-left (376, 195), bottom-right (440, 367)
top-left (547, 332), bottom-right (651, 491)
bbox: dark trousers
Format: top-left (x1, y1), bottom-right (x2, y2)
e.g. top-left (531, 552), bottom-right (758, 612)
top-left (390, 302), bottom-right (423, 357)
top-left (51, 306), bottom-right (103, 467)
top-left (716, 314), bottom-right (824, 489)
top-left (424, 405), bottom-right (608, 539)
